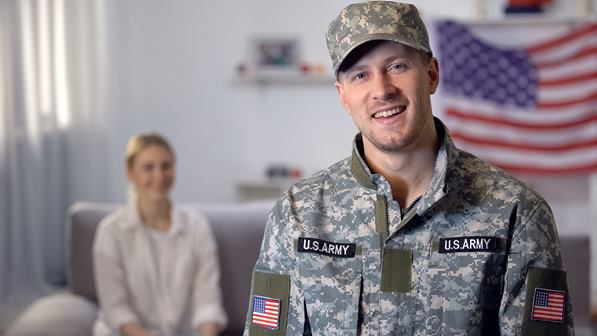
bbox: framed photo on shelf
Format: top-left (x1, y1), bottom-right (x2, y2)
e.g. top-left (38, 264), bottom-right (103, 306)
top-left (250, 36), bottom-right (300, 69)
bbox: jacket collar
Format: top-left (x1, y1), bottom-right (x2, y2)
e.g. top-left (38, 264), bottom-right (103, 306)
top-left (119, 196), bottom-right (186, 236)
top-left (350, 117), bottom-right (458, 211)
top-left (350, 134), bottom-right (377, 190)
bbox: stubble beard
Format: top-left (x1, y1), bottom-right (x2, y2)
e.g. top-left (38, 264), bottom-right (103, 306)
top-left (363, 111), bottom-right (427, 153)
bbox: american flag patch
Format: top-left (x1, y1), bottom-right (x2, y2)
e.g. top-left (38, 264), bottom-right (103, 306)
top-left (531, 288), bottom-right (566, 322)
top-left (251, 295), bottom-right (280, 330)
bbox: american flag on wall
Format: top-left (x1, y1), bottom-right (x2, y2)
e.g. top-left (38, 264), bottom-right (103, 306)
top-left (436, 21), bottom-right (597, 175)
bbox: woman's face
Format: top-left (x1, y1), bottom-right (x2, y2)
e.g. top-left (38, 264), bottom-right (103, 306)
top-left (127, 144), bottom-right (175, 202)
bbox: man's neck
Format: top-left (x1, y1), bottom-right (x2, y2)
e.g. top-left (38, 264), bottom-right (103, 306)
top-left (363, 131), bottom-right (440, 210)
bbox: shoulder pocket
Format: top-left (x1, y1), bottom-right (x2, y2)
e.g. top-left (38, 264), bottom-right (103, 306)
top-left (522, 267), bottom-right (571, 335)
top-left (247, 271), bottom-right (290, 336)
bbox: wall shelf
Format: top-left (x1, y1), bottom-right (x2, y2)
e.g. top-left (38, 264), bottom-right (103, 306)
top-left (231, 73), bottom-right (335, 86)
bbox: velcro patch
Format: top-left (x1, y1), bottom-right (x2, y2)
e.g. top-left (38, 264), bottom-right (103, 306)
top-left (531, 288), bottom-right (566, 323)
top-left (297, 237), bottom-right (356, 258)
top-left (439, 236), bottom-right (498, 253)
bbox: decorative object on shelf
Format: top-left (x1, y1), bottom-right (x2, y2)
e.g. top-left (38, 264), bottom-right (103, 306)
top-left (233, 35), bottom-right (334, 86)
top-left (240, 36), bottom-right (302, 79)
top-left (252, 36), bottom-right (300, 68)
top-left (505, 0), bottom-right (552, 14)
top-left (265, 164), bottom-right (303, 180)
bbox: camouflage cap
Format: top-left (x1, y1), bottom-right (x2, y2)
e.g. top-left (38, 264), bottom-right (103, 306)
top-left (326, 1), bottom-right (431, 76)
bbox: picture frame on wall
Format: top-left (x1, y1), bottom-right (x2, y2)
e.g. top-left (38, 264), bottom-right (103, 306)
top-left (250, 36), bottom-right (300, 69)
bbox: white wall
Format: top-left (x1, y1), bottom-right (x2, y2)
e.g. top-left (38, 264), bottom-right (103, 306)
top-left (101, 0), bottom-right (355, 203)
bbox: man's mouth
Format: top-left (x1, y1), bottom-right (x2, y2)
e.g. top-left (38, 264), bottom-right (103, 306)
top-left (372, 106), bottom-right (406, 118)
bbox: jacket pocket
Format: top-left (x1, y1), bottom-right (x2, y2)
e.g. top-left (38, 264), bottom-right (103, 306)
top-left (426, 249), bottom-right (505, 336)
top-left (296, 246), bottom-right (362, 336)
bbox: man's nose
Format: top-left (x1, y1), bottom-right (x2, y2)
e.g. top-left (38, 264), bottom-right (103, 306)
top-left (371, 73), bottom-right (398, 101)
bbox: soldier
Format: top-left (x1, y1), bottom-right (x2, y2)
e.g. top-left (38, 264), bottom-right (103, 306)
top-left (244, 1), bottom-right (573, 335)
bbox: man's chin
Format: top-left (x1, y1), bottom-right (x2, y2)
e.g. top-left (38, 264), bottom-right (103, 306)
top-left (376, 143), bottom-right (406, 153)
top-left (367, 137), bottom-right (407, 153)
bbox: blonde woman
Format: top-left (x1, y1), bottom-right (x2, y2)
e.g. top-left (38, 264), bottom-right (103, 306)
top-left (92, 133), bottom-right (227, 336)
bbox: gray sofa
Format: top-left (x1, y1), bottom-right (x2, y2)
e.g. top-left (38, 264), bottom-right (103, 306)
top-left (5, 201), bottom-right (593, 335)
top-left (5, 201), bottom-right (274, 336)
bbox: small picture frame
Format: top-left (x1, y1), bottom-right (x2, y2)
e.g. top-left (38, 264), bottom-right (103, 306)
top-left (250, 36), bottom-right (300, 69)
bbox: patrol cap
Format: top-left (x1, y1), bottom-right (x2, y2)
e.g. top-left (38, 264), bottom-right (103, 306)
top-left (326, 1), bottom-right (432, 76)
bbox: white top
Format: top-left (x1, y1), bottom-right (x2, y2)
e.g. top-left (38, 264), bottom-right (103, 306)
top-left (144, 226), bottom-right (169, 275)
top-left (92, 199), bottom-right (227, 336)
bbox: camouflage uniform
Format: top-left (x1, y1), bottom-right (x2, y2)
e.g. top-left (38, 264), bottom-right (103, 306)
top-left (245, 2), bottom-right (573, 335)
top-left (244, 120), bottom-right (573, 335)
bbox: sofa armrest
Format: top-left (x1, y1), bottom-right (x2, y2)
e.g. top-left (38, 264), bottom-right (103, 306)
top-left (68, 202), bottom-right (118, 302)
top-left (5, 293), bottom-right (98, 336)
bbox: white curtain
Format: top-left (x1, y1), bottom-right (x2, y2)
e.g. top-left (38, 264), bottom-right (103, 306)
top-left (0, 0), bottom-right (107, 327)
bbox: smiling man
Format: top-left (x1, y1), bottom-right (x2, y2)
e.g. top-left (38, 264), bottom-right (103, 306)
top-left (244, 2), bottom-right (573, 335)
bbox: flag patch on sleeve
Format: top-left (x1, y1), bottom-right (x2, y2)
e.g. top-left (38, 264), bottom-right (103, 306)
top-left (531, 288), bottom-right (566, 323)
top-left (251, 295), bottom-right (281, 330)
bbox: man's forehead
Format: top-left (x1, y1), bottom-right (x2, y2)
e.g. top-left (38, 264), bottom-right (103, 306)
top-left (343, 40), bottom-right (417, 71)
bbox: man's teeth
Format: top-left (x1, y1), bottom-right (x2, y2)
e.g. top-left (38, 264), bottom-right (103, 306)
top-left (374, 108), bottom-right (402, 118)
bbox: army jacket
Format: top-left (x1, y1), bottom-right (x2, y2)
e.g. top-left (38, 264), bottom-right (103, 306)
top-left (245, 119), bottom-right (573, 336)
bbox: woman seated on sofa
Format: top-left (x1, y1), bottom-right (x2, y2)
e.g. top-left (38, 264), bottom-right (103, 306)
top-left (92, 133), bottom-right (227, 336)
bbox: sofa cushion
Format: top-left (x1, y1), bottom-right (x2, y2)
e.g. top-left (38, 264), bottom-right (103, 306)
top-left (196, 201), bottom-right (272, 334)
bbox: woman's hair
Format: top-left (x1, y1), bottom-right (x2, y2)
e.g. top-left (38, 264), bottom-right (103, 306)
top-left (125, 132), bottom-right (175, 169)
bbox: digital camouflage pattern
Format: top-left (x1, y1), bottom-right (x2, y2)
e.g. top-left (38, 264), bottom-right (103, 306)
top-left (326, 1), bottom-right (431, 76)
top-left (244, 119), bottom-right (573, 335)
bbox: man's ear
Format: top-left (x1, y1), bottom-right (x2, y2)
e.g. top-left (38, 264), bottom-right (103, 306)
top-left (428, 57), bottom-right (440, 94)
top-left (335, 80), bottom-right (352, 114)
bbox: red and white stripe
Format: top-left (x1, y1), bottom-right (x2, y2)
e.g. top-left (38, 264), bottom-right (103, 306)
top-left (444, 23), bottom-right (597, 175)
top-left (532, 291), bottom-right (565, 321)
top-left (252, 299), bottom-right (280, 329)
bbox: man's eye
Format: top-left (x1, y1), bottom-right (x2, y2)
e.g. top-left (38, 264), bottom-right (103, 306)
top-left (351, 72), bottom-right (366, 81)
top-left (389, 63), bottom-right (406, 72)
